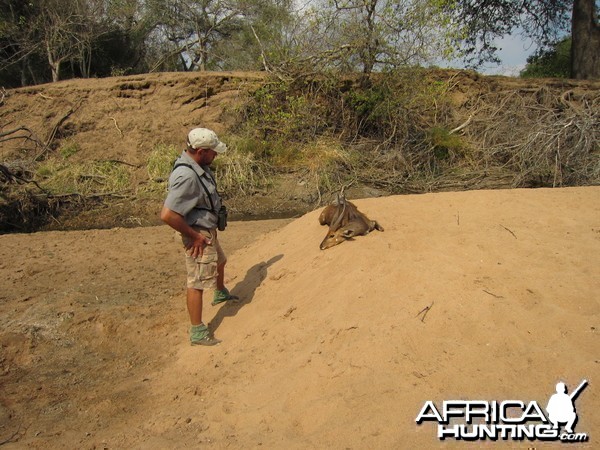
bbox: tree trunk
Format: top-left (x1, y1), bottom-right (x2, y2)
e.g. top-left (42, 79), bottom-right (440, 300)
top-left (79, 43), bottom-right (92, 78)
top-left (361, 0), bottom-right (378, 75)
top-left (21, 61), bottom-right (29, 87)
top-left (571, 0), bottom-right (600, 79)
top-left (47, 42), bottom-right (61, 82)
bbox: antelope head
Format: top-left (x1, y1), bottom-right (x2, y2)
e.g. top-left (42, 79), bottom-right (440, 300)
top-left (319, 194), bottom-right (348, 250)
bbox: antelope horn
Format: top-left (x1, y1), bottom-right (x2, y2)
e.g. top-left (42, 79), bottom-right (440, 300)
top-left (331, 193), bottom-right (346, 231)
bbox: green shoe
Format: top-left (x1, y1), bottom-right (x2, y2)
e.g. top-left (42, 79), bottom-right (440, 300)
top-left (190, 324), bottom-right (221, 346)
top-left (212, 287), bottom-right (239, 306)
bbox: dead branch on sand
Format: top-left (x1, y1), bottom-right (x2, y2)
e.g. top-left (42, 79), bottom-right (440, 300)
top-left (416, 302), bottom-right (434, 323)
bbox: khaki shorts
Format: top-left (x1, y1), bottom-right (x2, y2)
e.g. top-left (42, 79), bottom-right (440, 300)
top-left (183, 228), bottom-right (227, 290)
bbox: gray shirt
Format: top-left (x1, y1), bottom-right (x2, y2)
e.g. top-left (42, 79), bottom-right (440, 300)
top-left (164, 151), bottom-right (222, 229)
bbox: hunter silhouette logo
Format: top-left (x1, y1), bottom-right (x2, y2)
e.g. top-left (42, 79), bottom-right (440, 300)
top-left (546, 380), bottom-right (587, 434)
top-left (416, 379), bottom-right (589, 442)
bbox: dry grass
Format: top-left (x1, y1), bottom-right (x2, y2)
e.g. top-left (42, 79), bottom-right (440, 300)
top-left (146, 144), bottom-right (180, 183)
top-left (213, 145), bottom-right (271, 197)
top-left (36, 159), bottom-right (131, 195)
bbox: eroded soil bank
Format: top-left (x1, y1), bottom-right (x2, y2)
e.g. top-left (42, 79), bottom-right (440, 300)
top-left (2, 70), bottom-right (599, 232)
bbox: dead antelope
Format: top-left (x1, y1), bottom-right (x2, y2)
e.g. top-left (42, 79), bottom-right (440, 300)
top-left (319, 193), bottom-right (383, 250)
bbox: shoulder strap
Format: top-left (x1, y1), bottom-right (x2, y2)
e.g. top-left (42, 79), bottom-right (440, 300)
top-left (173, 163), bottom-right (216, 213)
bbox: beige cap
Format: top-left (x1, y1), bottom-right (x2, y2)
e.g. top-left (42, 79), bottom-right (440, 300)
top-left (187, 128), bottom-right (227, 153)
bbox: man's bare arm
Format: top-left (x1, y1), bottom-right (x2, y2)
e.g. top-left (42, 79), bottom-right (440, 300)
top-left (160, 206), bottom-right (211, 258)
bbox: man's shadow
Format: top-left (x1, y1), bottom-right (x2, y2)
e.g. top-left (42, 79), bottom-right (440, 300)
top-left (209, 254), bottom-right (283, 332)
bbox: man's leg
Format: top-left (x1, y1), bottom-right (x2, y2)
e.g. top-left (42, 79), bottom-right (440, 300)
top-left (216, 262), bottom-right (226, 291)
top-left (187, 287), bottom-right (220, 346)
top-left (187, 287), bottom-right (203, 325)
top-left (184, 230), bottom-right (221, 346)
top-left (212, 261), bottom-right (240, 305)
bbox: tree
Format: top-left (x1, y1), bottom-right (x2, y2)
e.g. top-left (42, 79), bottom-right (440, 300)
top-left (0, 0), bottom-right (46, 86)
top-left (36, 0), bottom-right (89, 82)
top-left (442, 0), bottom-right (600, 79)
top-left (571, 0), bottom-right (600, 78)
top-left (520, 37), bottom-right (571, 78)
top-left (1, 0), bottom-right (118, 84)
top-left (148, 0), bottom-right (247, 71)
top-left (274, 0), bottom-right (449, 77)
top-left (101, 0), bottom-right (159, 75)
top-left (334, 0), bottom-right (452, 74)
top-left (211, 0), bottom-right (295, 71)
top-left (144, 0), bottom-right (294, 72)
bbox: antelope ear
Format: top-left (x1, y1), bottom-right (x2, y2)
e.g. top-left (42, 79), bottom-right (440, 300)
top-left (342, 229), bottom-right (354, 238)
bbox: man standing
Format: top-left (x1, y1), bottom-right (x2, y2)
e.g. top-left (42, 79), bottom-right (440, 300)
top-left (160, 127), bottom-right (238, 346)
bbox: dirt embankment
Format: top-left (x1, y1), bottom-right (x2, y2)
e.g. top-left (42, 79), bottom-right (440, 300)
top-left (1, 70), bottom-right (599, 232)
top-left (1, 71), bottom-right (267, 231)
top-left (1, 71), bottom-right (265, 163)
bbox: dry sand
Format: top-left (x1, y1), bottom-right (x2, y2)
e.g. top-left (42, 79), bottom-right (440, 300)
top-left (1, 187), bottom-right (599, 448)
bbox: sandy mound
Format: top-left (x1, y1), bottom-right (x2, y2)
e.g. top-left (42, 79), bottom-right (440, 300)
top-left (1, 187), bottom-right (598, 448)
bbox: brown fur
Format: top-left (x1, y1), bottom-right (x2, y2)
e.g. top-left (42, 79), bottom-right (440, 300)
top-left (319, 194), bottom-right (383, 250)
